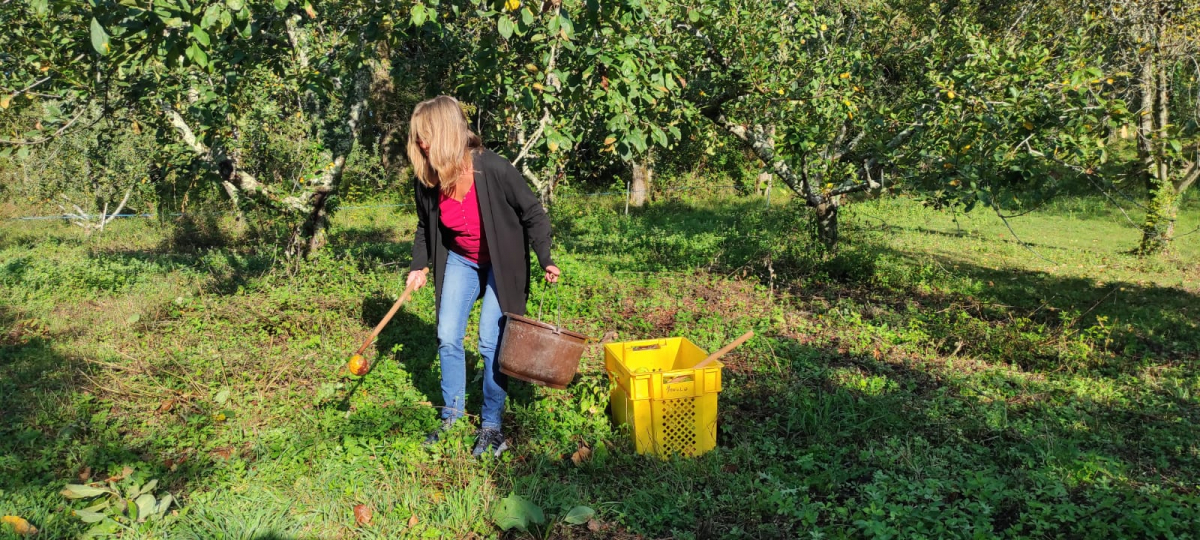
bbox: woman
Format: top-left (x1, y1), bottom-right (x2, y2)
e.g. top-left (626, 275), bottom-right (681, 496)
top-left (405, 95), bottom-right (560, 458)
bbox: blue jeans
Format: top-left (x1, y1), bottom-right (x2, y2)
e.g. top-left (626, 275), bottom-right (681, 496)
top-left (438, 250), bottom-right (507, 430)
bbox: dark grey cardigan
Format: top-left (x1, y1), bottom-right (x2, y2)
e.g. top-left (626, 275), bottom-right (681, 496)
top-left (409, 148), bottom-right (554, 319)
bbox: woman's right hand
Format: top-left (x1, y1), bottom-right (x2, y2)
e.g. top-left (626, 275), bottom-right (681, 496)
top-left (406, 268), bottom-right (429, 290)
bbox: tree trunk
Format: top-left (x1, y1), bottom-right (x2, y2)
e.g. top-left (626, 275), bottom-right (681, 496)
top-left (756, 171), bottom-right (772, 196)
top-left (631, 159), bottom-right (651, 207)
top-left (1139, 187), bottom-right (1177, 254)
top-left (1137, 56), bottom-right (1177, 255)
top-left (290, 190), bottom-right (331, 256)
top-left (756, 126), bottom-right (776, 196)
top-left (815, 198), bottom-right (839, 251)
top-left (285, 68), bottom-right (371, 259)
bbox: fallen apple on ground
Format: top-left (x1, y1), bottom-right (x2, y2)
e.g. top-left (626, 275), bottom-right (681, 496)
top-left (347, 355), bottom-right (369, 376)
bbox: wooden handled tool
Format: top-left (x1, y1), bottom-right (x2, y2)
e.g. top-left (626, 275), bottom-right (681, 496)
top-left (666, 330), bottom-right (754, 384)
top-left (355, 281), bottom-right (418, 356)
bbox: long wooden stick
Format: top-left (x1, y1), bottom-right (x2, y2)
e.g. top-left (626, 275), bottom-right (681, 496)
top-left (666, 330), bottom-right (754, 384)
top-left (355, 282), bottom-right (418, 356)
top-left (692, 330), bottom-right (754, 370)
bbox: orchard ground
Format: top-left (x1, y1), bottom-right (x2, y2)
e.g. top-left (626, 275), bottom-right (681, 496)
top-left (1, 191), bottom-right (1198, 538)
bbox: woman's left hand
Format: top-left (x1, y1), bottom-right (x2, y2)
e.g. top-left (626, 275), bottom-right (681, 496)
top-left (544, 265), bottom-right (561, 284)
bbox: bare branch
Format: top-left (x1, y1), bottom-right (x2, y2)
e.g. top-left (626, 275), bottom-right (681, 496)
top-left (831, 129), bottom-right (866, 162)
top-left (512, 108), bottom-right (551, 166)
top-left (1082, 174), bottom-right (1139, 228)
top-left (165, 105), bottom-right (302, 212)
top-left (863, 111), bottom-right (929, 171)
top-left (101, 186), bottom-right (133, 229)
top-left (165, 106), bottom-right (208, 156)
top-left (718, 115), bottom-right (817, 203)
top-left (9, 76), bottom-right (52, 99)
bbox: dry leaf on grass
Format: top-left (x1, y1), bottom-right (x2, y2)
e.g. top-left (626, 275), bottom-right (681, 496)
top-left (570, 444), bottom-right (592, 466)
top-left (107, 466), bottom-right (134, 482)
top-left (353, 504), bottom-right (372, 526)
top-left (1, 516), bottom-right (37, 536)
top-left (210, 447), bottom-right (233, 460)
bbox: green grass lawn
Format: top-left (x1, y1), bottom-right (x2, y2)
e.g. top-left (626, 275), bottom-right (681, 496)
top-left (1, 192), bottom-right (1197, 538)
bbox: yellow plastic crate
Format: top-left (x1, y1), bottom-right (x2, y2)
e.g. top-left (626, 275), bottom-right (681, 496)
top-left (605, 337), bottom-right (723, 457)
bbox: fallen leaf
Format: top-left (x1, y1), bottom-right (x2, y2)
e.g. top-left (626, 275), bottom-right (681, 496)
top-left (165, 453), bottom-right (188, 472)
top-left (78, 466), bottom-right (92, 482)
top-left (62, 484), bottom-right (110, 499)
top-left (106, 466), bottom-right (134, 483)
top-left (407, 514), bottom-right (419, 527)
top-left (210, 447), bottom-right (233, 460)
top-left (1, 515), bottom-right (37, 535)
top-left (570, 444), bottom-right (592, 466)
top-left (353, 504), bottom-right (372, 526)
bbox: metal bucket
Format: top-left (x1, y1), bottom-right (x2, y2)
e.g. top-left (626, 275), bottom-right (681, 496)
top-left (497, 313), bottom-right (587, 390)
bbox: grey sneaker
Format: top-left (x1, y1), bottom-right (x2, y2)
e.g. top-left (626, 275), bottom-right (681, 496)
top-left (423, 417), bottom-right (458, 447)
top-left (471, 428), bottom-right (509, 458)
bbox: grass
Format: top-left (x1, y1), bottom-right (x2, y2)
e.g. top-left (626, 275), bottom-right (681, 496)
top-left (1, 190), bottom-right (1198, 538)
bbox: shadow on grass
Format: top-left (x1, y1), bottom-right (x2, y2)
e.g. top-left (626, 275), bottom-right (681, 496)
top-left (0, 304), bottom-right (223, 538)
top-left (362, 288), bottom-right (543, 433)
top-left (362, 292), bottom-right (442, 406)
top-left (869, 249), bottom-right (1200, 372)
top-left (511, 335), bottom-right (1198, 538)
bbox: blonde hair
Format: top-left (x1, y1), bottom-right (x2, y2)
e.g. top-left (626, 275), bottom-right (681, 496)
top-left (407, 96), bottom-right (482, 194)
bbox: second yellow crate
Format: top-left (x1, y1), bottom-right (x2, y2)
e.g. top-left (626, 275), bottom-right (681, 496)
top-left (604, 337), bottom-right (723, 457)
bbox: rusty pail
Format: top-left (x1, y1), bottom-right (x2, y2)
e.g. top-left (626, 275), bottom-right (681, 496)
top-left (497, 284), bottom-right (587, 389)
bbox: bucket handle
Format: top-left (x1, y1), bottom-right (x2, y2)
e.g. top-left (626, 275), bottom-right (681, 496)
top-left (535, 280), bottom-right (564, 334)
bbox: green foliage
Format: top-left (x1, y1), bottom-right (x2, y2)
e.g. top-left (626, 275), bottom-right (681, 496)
top-left (492, 493), bottom-right (545, 531)
top-left (62, 474), bottom-right (174, 537)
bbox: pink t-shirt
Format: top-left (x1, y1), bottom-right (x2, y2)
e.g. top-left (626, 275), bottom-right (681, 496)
top-left (439, 181), bottom-right (490, 265)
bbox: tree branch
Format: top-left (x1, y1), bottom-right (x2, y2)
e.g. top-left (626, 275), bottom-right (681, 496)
top-left (512, 8), bottom-right (563, 169)
top-left (99, 186), bottom-right (133, 231)
top-left (1176, 156), bottom-right (1198, 194)
top-left (164, 105), bottom-right (302, 212)
top-left (716, 115), bottom-right (815, 203)
top-left (831, 129), bottom-right (866, 162)
top-left (512, 108), bottom-right (551, 167)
